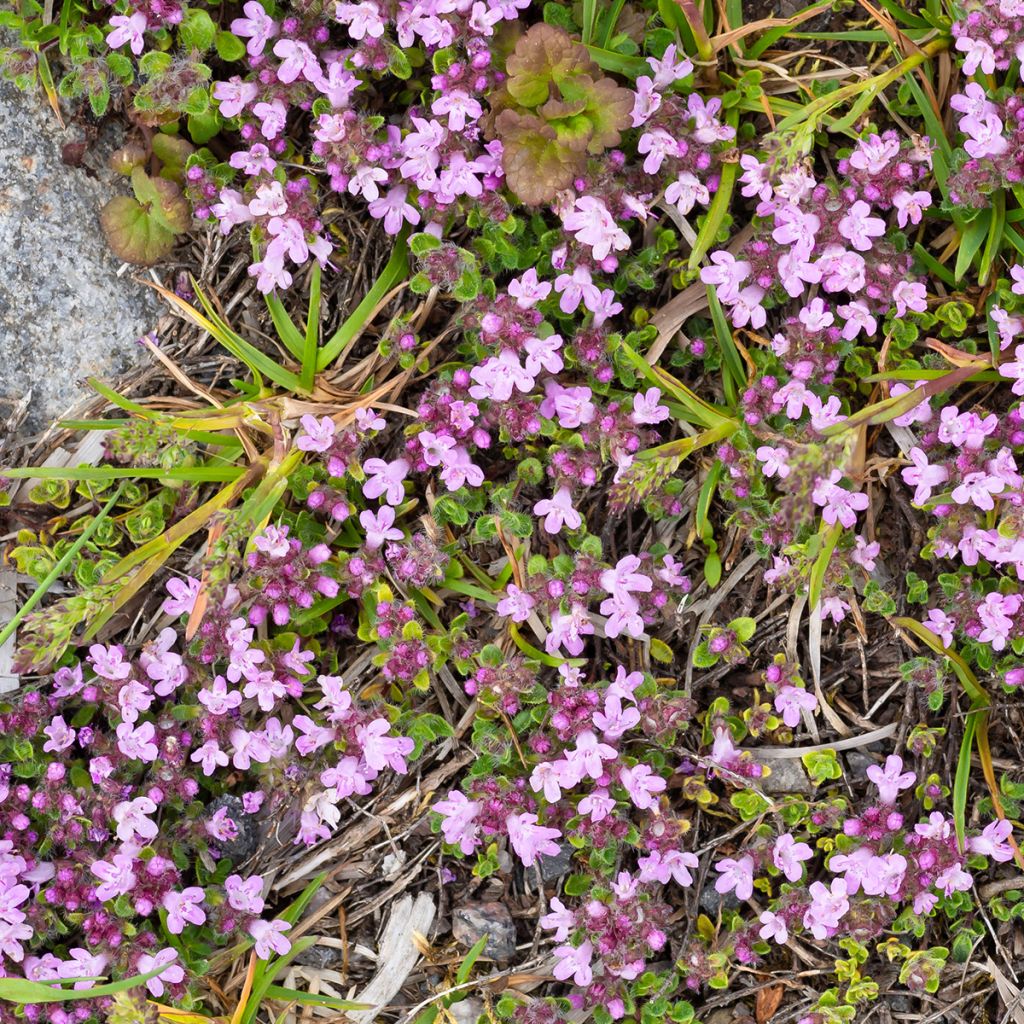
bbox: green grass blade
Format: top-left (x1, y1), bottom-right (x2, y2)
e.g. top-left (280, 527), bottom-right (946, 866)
top-left (190, 284), bottom-right (304, 392)
top-left (597, 0), bottom-right (627, 47)
top-left (953, 710), bottom-right (978, 853)
top-left (705, 285), bottom-right (746, 401)
top-left (317, 233), bottom-right (410, 370)
top-left (689, 110), bottom-right (740, 270)
top-left (581, 0), bottom-right (597, 45)
top-left (0, 966), bottom-right (169, 1004)
top-left (1, 465), bottom-right (245, 483)
top-left (264, 291), bottom-right (306, 361)
top-left (301, 262), bottom-right (322, 393)
top-left (955, 211), bottom-right (992, 283)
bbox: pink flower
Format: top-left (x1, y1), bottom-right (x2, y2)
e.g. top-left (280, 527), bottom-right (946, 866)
top-left (619, 763), bottom-right (666, 809)
top-left (578, 788), bottom-right (616, 822)
top-left (273, 38), bottom-right (321, 84)
top-left (297, 414), bottom-right (336, 453)
top-left (666, 172), bottom-right (709, 214)
top-left (1011, 264), bottom-right (1024, 295)
top-left (892, 189), bottom-right (932, 228)
top-left (231, 0), bottom-right (277, 55)
top-left (838, 200), bottom-right (885, 251)
top-left (508, 269), bottom-right (551, 309)
top-left (434, 791), bottom-right (482, 855)
top-left (593, 693), bottom-right (641, 740)
top-left (91, 853), bottom-right (137, 902)
top-left (901, 447), bottom-right (948, 505)
top-left (252, 99), bottom-right (288, 140)
top-left (820, 595), bottom-right (850, 624)
top-left (554, 266), bottom-right (600, 314)
top-left (866, 754), bottom-right (915, 804)
top-left (699, 251), bottom-right (750, 303)
top-left (774, 686), bottom-right (817, 728)
top-left (357, 719), bottom-right (414, 773)
top-left (837, 300), bottom-right (876, 341)
top-left (106, 12), bottom-right (148, 55)
top-left (212, 77), bottom-right (259, 118)
top-left (191, 740), bottom-right (229, 777)
top-left (438, 446), bottom-right (484, 490)
top-left (431, 89), bottom-right (483, 131)
top-left (631, 387), bottom-right (670, 425)
top-left (496, 584), bottom-right (536, 623)
top-left (552, 940), bottom-right (593, 986)
top-left (540, 897), bottom-right (575, 941)
top-left (42, 716), bottom-right (76, 754)
top-left (163, 888), bottom-right (206, 934)
top-left (758, 911), bottom-right (788, 944)
top-left (540, 380), bottom-right (595, 428)
top-left (362, 457), bottom-right (410, 506)
top-left (248, 918), bottom-right (292, 960)
top-left (772, 833), bottom-right (813, 882)
top-left (361, 506), bottom-right (403, 549)
top-left (523, 333), bottom-right (564, 376)
top-left (756, 445), bottom-right (790, 479)
top-left (534, 487), bottom-right (582, 534)
top-left (714, 855), bottom-right (755, 901)
top-left (968, 820), bottom-right (1015, 863)
top-left (728, 285), bottom-right (767, 330)
top-left (923, 608), bottom-right (955, 648)
top-left (368, 186), bottom-right (420, 235)
top-left (565, 730), bottom-right (617, 780)
top-left (851, 535), bottom-right (880, 571)
top-left (951, 471), bottom-right (1004, 511)
top-left (812, 473), bottom-right (869, 529)
top-left (637, 848), bottom-right (698, 886)
top-left (505, 812), bottom-right (561, 867)
top-left (137, 948), bottom-right (184, 996)
top-left (546, 604), bottom-right (594, 656)
top-left (893, 280), bottom-right (927, 316)
top-left (468, 350), bottom-right (535, 402)
top-left (646, 43), bottom-right (693, 88)
top-left (226, 874), bottom-right (265, 915)
top-left (802, 878), bottom-right (849, 940)
top-left (335, 1), bottom-right (386, 40)
top-left (116, 721), bottom-right (159, 763)
top-left (562, 197), bottom-right (630, 261)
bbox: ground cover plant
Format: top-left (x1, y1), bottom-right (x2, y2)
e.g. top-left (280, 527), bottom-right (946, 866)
top-left (3, 0), bottom-right (1024, 1021)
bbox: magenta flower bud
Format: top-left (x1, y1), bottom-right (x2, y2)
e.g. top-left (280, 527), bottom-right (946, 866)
top-left (308, 543), bottom-right (331, 564)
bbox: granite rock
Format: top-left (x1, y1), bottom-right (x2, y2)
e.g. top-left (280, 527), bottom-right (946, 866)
top-left (0, 76), bottom-right (159, 434)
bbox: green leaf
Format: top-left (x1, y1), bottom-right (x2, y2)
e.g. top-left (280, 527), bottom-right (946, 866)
top-left (180, 9), bottom-right (216, 52)
top-left (318, 232), bottom-right (410, 370)
top-left (214, 29), bottom-right (247, 62)
top-left (954, 210), bottom-right (991, 284)
top-left (730, 617), bottom-right (756, 643)
top-left (649, 637), bottom-right (674, 663)
top-left (456, 935), bottom-right (490, 984)
top-left (187, 109), bottom-right (222, 144)
top-left (0, 966), bottom-right (170, 1004)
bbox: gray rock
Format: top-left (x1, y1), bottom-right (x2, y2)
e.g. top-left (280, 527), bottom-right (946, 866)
top-left (207, 794), bottom-right (260, 863)
top-left (452, 901), bottom-right (518, 961)
top-left (760, 758), bottom-right (814, 795)
top-left (447, 998), bottom-right (484, 1024)
top-left (699, 880), bottom-right (741, 915)
top-left (536, 843), bottom-right (574, 881)
top-left (293, 941), bottom-right (345, 969)
top-left (0, 75), bottom-right (158, 434)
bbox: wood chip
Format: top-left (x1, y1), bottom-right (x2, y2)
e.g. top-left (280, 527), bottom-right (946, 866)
top-left (346, 893), bottom-right (436, 1024)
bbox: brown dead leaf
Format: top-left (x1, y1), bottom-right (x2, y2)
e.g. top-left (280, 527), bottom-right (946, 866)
top-left (755, 983), bottom-right (785, 1024)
